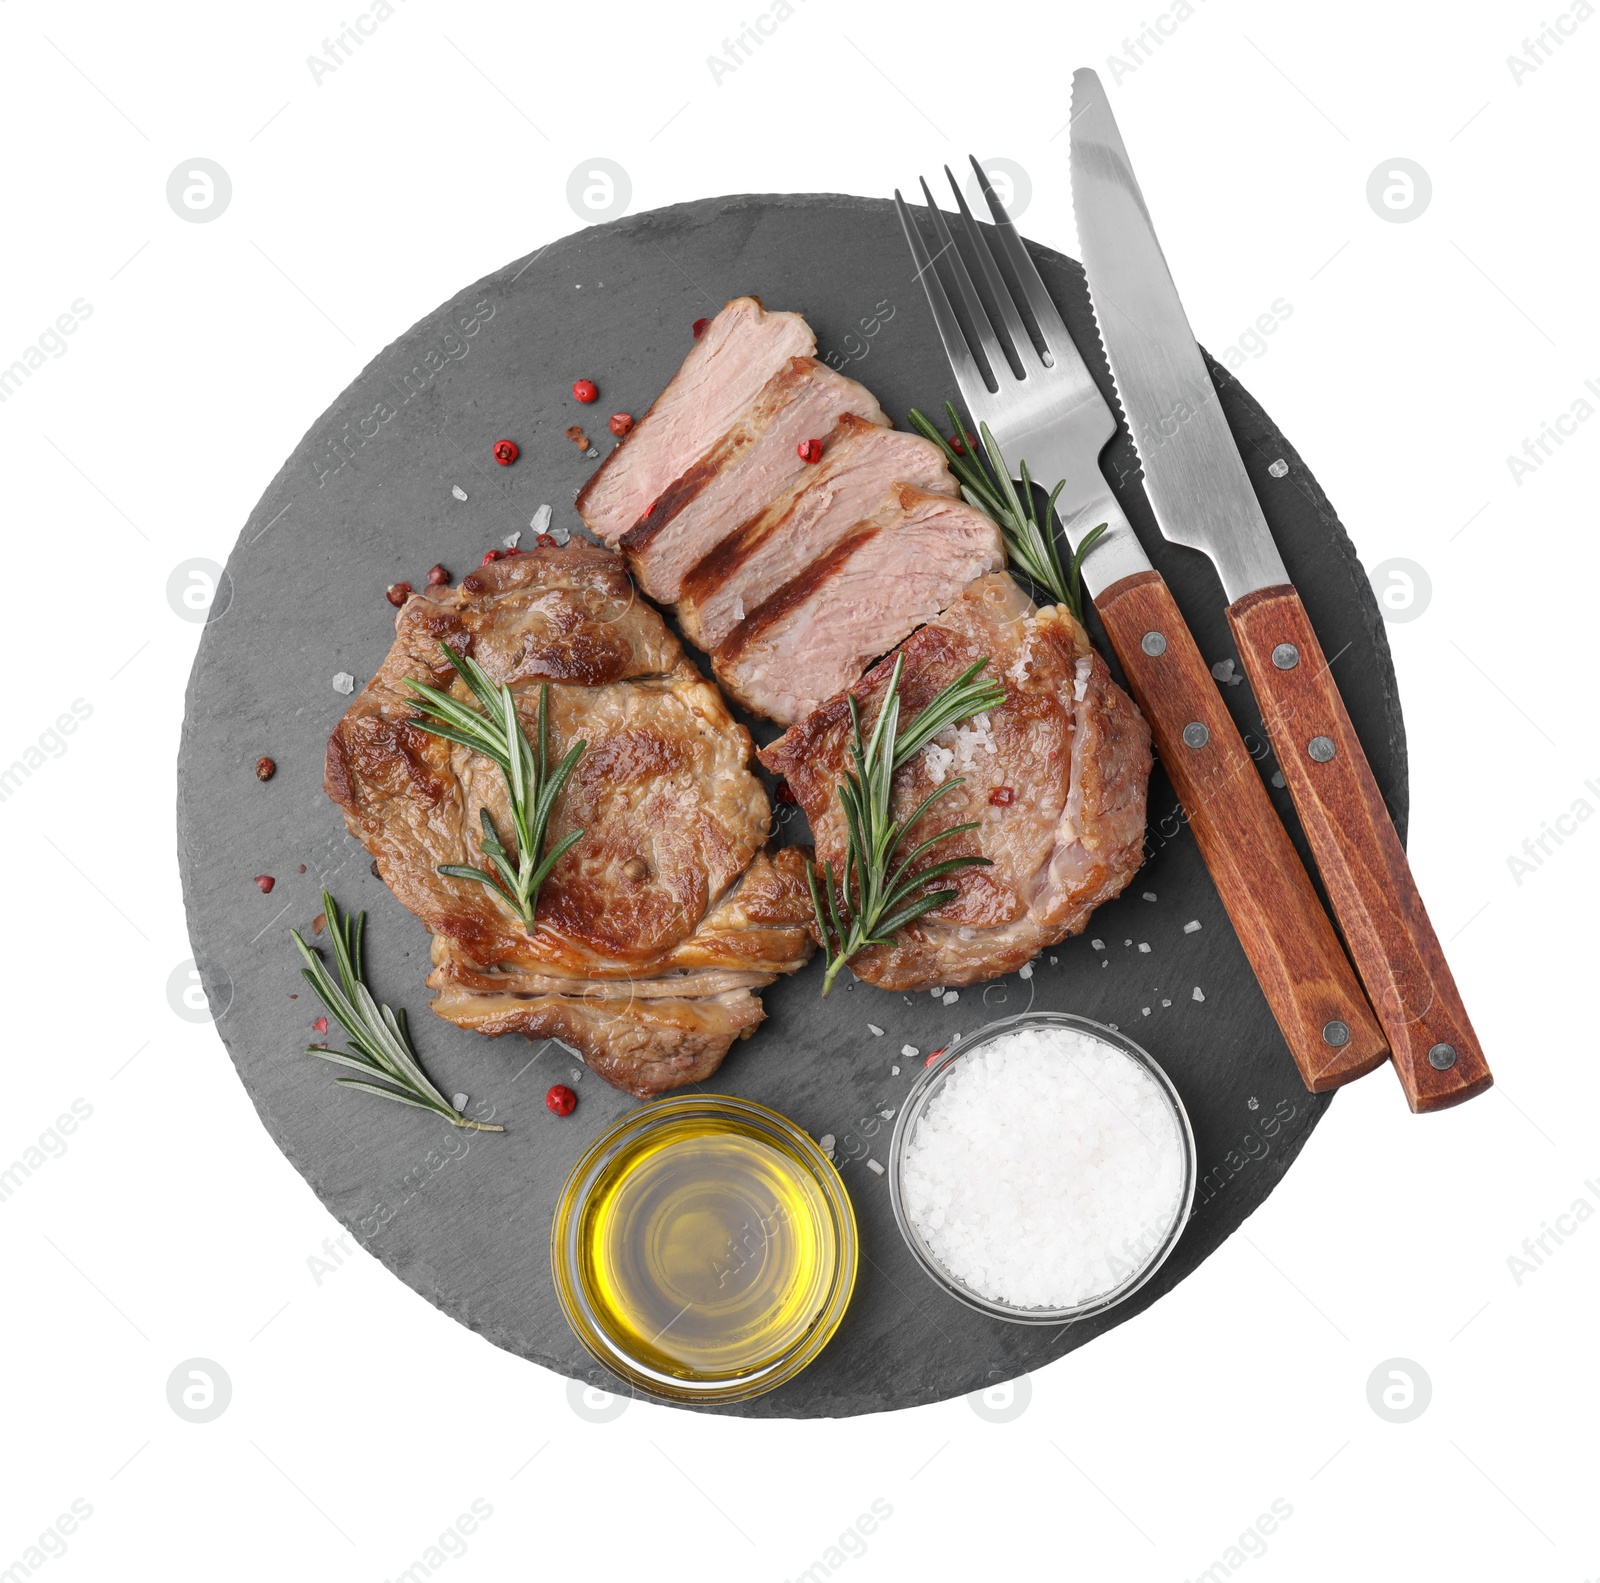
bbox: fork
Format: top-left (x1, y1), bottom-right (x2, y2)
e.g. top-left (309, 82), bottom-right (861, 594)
top-left (893, 161), bottom-right (1389, 1094)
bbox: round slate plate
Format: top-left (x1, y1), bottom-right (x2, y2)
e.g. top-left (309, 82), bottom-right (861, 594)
top-left (178, 194), bottom-right (1406, 1419)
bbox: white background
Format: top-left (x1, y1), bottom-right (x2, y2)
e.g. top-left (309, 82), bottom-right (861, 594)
top-left (2, 0), bottom-right (1597, 1578)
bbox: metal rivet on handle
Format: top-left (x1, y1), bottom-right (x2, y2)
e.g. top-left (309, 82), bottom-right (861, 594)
top-left (1182, 722), bottom-right (1209, 749)
top-left (1307, 735), bottom-right (1337, 762)
top-left (1141, 631), bottom-right (1167, 656)
top-left (1272, 643), bottom-right (1300, 670)
top-left (1428, 1043), bottom-right (1458, 1071)
top-left (1322, 1020), bottom-right (1350, 1047)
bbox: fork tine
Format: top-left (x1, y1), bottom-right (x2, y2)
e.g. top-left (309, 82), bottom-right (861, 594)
top-left (893, 188), bottom-right (991, 418)
top-left (967, 154), bottom-right (1070, 363)
top-left (917, 175), bottom-right (1015, 387)
top-left (943, 165), bottom-right (1038, 374)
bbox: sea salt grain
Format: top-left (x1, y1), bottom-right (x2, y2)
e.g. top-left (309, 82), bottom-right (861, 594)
top-left (451, 485), bottom-right (468, 501)
top-left (901, 1027), bottom-right (1186, 1310)
top-left (1183, 920), bottom-right (1202, 935)
top-left (866, 1159), bottom-right (885, 1175)
top-left (332, 672), bottom-right (355, 695)
top-left (1018, 963), bottom-right (1034, 980)
top-left (902, 1045), bottom-right (919, 1059)
top-left (868, 1024), bottom-right (884, 1037)
top-left (942, 991), bottom-right (959, 1006)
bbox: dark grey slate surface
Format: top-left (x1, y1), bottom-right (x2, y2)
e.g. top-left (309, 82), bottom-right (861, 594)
top-left (176, 194), bottom-right (1406, 1419)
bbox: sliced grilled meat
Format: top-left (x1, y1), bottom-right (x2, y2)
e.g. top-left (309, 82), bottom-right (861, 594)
top-left (714, 487), bottom-right (1006, 726)
top-left (575, 297), bottom-right (815, 547)
top-left (760, 574), bottom-right (1151, 990)
top-left (325, 543), bottom-right (814, 1098)
top-left (619, 357), bottom-right (888, 603)
top-left (676, 415), bottom-right (956, 652)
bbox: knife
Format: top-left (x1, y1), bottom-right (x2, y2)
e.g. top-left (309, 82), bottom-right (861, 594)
top-left (898, 167), bottom-right (1387, 1094)
top-left (1068, 68), bottom-right (1491, 1111)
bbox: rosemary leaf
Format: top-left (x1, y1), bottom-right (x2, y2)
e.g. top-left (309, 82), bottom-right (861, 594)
top-left (809, 654), bottom-right (1004, 995)
top-left (291, 890), bottom-right (503, 1132)
top-left (405, 645), bottom-right (586, 929)
top-left (907, 404), bottom-right (1108, 623)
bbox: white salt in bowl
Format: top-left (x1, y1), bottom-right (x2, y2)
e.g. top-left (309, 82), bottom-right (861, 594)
top-left (888, 1012), bottom-right (1196, 1325)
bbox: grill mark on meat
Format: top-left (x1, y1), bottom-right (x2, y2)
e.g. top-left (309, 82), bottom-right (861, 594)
top-left (675, 416), bottom-right (957, 652)
top-left (575, 297), bottom-right (816, 545)
top-left (716, 521), bottom-right (882, 662)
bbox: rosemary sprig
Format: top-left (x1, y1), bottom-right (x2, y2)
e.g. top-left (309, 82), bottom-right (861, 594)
top-left (404, 643), bottom-right (586, 929)
top-left (908, 402), bottom-right (1108, 623)
top-left (808, 654), bottom-right (1006, 996)
top-left (290, 891), bottom-right (503, 1131)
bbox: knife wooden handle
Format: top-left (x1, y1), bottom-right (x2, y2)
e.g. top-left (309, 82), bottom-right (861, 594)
top-left (1228, 584), bottom-right (1491, 1111)
top-left (1097, 570), bottom-right (1388, 1092)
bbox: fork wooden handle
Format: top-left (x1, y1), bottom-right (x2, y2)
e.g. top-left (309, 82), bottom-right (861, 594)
top-left (1228, 584), bottom-right (1491, 1112)
top-left (1097, 570), bottom-right (1388, 1092)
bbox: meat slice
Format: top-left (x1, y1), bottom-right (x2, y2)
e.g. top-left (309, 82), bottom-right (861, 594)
top-left (760, 574), bottom-right (1151, 990)
top-left (713, 487), bottom-right (1006, 726)
top-left (324, 544), bottom-right (814, 1098)
top-left (619, 358), bottom-right (889, 603)
top-left (676, 415), bottom-right (957, 652)
top-left (575, 297), bottom-right (815, 547)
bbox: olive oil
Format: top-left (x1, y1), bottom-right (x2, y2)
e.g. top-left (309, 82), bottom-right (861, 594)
top-left (576, 1115), bottom-right (838, 1381)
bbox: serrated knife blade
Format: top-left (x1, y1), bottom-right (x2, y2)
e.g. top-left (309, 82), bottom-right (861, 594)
top-left (1068, 67), bottom-right (1287, 603)
top-left (1067, 66), bottom-right (1493, 1112)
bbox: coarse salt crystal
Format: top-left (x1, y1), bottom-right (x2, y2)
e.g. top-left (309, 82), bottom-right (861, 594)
top-left (531, 504), bottom-right (553, 534)
top-left (866, 1158), bottom-right (885, 1175)
top-left (503, 530), bottom-right (522, 549)
top-left (1142, 892), bottom-right (1157, 902)
top-left (1192, 986), bottom-right (1205, 1002)
top-left (451, 485), bottom-right (468, 501)
top-left (1137, 943), bottom-right (1151, 954)
top-left (452, 1093), bottom-right (468, 1110)
top-left (1072, 656), bottom-right (1092, 703)
top-left (942, 991), bottom-right (959, 1006)
top-left (1161, 999), bottom-right (1172, 1007)
top-left (1091, 939), bottom-right (1105, 952)
top-left (1142, 1007), bottom-right (1151, 1016)
top-left (902, 1045), bottom-right (919, 1059)
top-left (929, 987), bottom-right (944, 998)
top-left (901, 1026), bottom-right (1186, 1309)
top-left (1049, 956), bottom-right (1057, 965)
top-left (332, 672), bottom-right (355, 695)
top-left (819, 1133), bottom-right (835, 1151)
top-left (891, 1065), bottom-right (900, 1076)
top-left (1018, 963), bottom-right (1033, 980)
top-left (879, 1109), bottom-right (894, 1120)
top-left (1183, 920), bottom-right (1202, 934)
top-left (868, 1024), bottom-right (884, 1037)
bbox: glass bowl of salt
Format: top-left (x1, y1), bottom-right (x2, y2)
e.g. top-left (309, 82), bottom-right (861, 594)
top-left (888, 1011), bottom-right (1196, 1324)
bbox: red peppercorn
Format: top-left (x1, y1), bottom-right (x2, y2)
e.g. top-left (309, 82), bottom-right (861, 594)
top-left (797, 438), bottom-right (824, 464)
top-left (949, 430), bottom-right (978, 456)
top-left (692, 317), bottom-right (709, 338)
top-left (312, 1017), bottom-right (328, 1035)
top-left (536, 533), bottom-right (557, 548)
top-left (989, 786), bottom-right (1015, 806)
top-left (504, 545), bottom-right (522, 557)
top-left (774, 780), bottom-right (796, 805)
top-left (386, 581), bottom-right (412, 608)
top-left (253, 875), bottom-right (275, 894)
top-left (546, 1083), bottom-right (578, 1117)
top-left (255, 756), bottom-right (276, 782)
top-left (492, 439), bottom-right (519, 466)
top-left (609, 412), bottom-right (634, 438)
top-left (572, 379), bottom-right (598, 403)
top-left (427, 563), bottom-right (450, 586)
top-left (482, 549), bottom-right (503, 565)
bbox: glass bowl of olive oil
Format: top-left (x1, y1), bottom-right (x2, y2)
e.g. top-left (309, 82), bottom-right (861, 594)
top-left (551, 1095), bottom-right (858, 1405)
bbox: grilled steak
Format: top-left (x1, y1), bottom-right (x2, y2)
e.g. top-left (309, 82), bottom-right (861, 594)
top-left (676, 414), bottom-right (957, 652)
top-left (576, 296), bottom-right (816, 548)
top-left (714, 487), bottom-right (1006, 725)
top-left (325, 544), bottom-right (814, 1098)
top-left (760, 574), bottom-right (1151, 989)
top-left (619, 358), bottom-right (889, 602)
